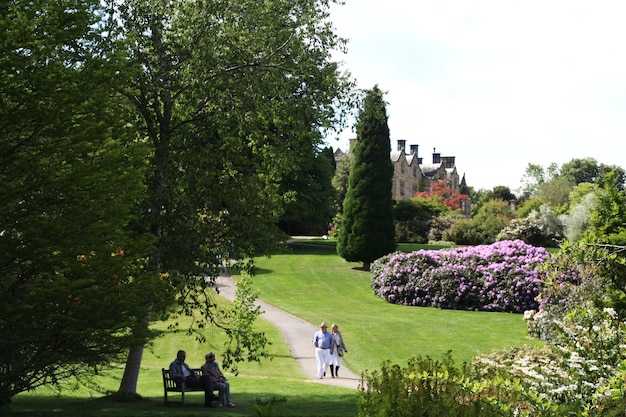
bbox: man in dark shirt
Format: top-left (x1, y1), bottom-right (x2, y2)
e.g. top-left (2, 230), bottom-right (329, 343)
top-left (169, 350), bottom-right (214, 407)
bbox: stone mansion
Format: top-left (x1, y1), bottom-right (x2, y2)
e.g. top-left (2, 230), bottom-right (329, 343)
top-left (334, 139), bottom-right (470, 214)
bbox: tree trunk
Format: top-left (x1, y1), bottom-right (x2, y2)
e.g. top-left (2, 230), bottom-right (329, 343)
top-left (118, 303), bottom-right (155, 395)
top-left (117, 344), bottom-right (144, 395)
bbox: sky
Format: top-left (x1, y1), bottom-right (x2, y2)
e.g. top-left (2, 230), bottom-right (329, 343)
top-left (325, 0), bottom-right (626, 192)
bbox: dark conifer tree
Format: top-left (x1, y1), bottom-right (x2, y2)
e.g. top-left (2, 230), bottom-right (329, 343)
top-left (337, 86), bottom-right (396, 270)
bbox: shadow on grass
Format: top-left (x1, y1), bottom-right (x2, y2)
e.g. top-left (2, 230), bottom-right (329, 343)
top-left (285, 243), bottom-right (337, 256)
top-left (9, 390), bottom-right (359, 417)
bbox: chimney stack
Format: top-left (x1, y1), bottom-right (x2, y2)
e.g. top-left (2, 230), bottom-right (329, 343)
top-left (432, 148), bottom-right (441, 164)
top-left (397, 139), bottom-right (406, 152)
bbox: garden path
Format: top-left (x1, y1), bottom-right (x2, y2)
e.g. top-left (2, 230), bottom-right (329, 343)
top-left (215, 270), bottom-right (362, 390)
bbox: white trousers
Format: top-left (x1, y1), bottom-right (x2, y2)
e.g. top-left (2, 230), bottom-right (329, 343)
top-left (331, 349), bottom-right (342, 367)
top-left (315, 347), bottom-right (332, 378)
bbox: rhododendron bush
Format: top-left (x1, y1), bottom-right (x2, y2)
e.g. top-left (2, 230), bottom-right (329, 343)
top-left (370, 240), bottom-right (548, 313)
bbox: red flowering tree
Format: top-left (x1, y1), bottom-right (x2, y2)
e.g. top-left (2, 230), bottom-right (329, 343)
top-left (414, 180), bottom-right (469, 212)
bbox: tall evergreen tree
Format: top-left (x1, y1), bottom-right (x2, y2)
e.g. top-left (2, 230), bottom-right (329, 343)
top-left (337, 86), bottom-right (396, 270)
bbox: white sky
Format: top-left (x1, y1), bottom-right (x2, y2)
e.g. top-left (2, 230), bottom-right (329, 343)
top-left (325, 0), bottom-right (626, 192)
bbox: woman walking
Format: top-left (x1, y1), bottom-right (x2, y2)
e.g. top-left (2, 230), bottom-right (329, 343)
top-left (330, 323), bottom-right (347, 378)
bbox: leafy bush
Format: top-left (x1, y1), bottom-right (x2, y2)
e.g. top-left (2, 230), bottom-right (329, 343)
top-left (442, 199), bottom-right (514, 245)
top-left (394, 198), bottom-right (449, 243)
top-left (427, 212), bottom-right (466, 243)
top-left (252, 395), bottom-right (287, 417)
top-left (371, 240), bottom-right (548, 313)
top-left (559, 192), bottom-right (596, 241)
top-left (442, 217), bottom-right (486, 245)
top-left (358, 352), bottom-right (511, 417)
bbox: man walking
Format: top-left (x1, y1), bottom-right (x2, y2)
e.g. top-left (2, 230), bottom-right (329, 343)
top-left (312, 322), bottom-right (335, 379)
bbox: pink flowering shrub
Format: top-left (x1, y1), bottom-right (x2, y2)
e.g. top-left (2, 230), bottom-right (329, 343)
top-left (370, 240), bottom-right (549, 313)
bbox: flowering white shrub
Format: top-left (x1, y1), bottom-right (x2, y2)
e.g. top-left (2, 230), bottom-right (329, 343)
top-left (497, 205), bottom-right (563, 246)
top-left (474, 303), bottom-right (626, 412)
top-left (496, 217), bottom-right (544, 245)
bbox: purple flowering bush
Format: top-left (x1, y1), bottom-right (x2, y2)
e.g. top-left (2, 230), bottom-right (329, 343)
top-left (370, 240), bottom-right (549, 313)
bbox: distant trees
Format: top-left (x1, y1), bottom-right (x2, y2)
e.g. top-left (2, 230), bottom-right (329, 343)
top-left (495, 159), bottom-right (626, 246)
top-left (403, 155), bottom-right (626, 247)
top-left (337, 86), bottom-right (396, 270)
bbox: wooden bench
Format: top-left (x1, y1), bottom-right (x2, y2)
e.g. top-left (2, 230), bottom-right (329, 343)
top-left (162, 368), bottom-right (218, 406)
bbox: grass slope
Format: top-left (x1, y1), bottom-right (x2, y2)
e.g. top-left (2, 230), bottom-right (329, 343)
top-left (247, 242), bottom-right (542, 372)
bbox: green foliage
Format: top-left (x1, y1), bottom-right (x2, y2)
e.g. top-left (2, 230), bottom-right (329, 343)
top-left (221, 273), bottom-right (270, 374)
top-left (0, 0), bottom-right (158, 406)
top-left (1, 0), bottom-right (357, 401)
top-left (559, 193), bottom-right (596, 241)
top-left (520, 163), bottom-right (548, 196)
top-left (558, 157), bottom-right (625, 190)
top-left (279, 147), bottom-right (337, 235)
top-left (536, 177), bottom-right (573, 212)
top-left (252, 395), bottom-right (288, 417)
top-left (394, 198), bottom-right (449, 243)
top-left (489, 186), bottom-right (517, 203)
top-left (568, 183), bottom-right (599, 206)
top-left (337, 86), bottom-right (396, 268)
top-left (473, 200), bottom-right (515, 242)
top-left (445, 200), bottom-right (514, 245)
top-left (443, 218), bottom-right (485, 245)
top-left (469, 186), bottom-right (516, 218)
top-left (560, 157), bottom-right (601, 186)
top-left (577, 174), bottom-right (626, 308)
top-left (332, 152), bottom-right (352, 211)
top-left (516, 197), bottom-right (544, 218)
top-left (585, 173), bottom-right (626, 245)
top-left (106, 0), bottom-right (355, 392)
top-left (427, 212), bottom-right (466, 243)
top-left (358, 352), bottom-right (510, 417)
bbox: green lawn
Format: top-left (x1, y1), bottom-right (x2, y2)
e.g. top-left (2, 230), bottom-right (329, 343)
top-left (247, 242), bottom-right (542, 374)
top-left (10, 302), bottom-right (358, 417)
top-left (8, 240), bottom-right (542, 416)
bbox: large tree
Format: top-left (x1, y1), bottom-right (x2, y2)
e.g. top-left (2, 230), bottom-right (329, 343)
top-left (108, 0), bottom-right (353, 394)
top-left (337, 86), bottom-right (395, 270)
top-left (561, 157), bottom-right (626, 190)
top-left (279, 146), bottom-right (337, 235)
top-left (0, 0), bottom-right (156, 406)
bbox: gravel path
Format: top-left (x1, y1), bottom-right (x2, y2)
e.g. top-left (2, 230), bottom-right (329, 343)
top-left (215, 271), bottom-right (362, 390)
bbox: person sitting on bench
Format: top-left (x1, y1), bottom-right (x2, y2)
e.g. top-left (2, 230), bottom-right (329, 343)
top-left (201, 352), bottom-right (235, 407)
top-left (169, 350), bottom-right (214, 407)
